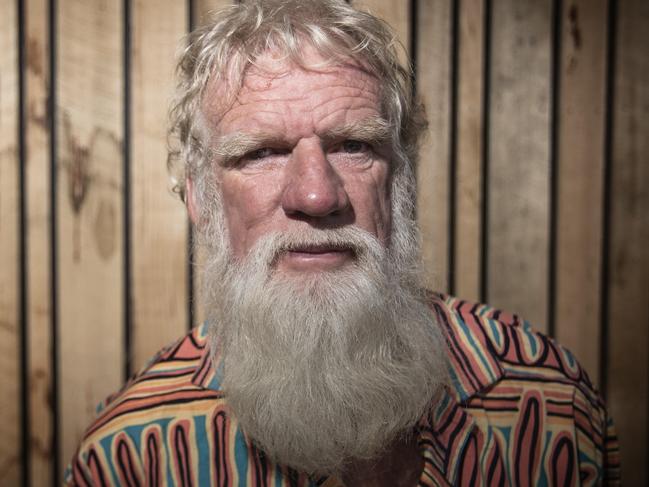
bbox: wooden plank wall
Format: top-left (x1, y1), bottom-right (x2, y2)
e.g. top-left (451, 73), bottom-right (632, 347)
top-left (1, 0), bottom-right (647, 484)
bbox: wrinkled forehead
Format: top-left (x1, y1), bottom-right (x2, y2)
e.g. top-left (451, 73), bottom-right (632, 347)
top-left (201, 45), bottom-right (381, 125)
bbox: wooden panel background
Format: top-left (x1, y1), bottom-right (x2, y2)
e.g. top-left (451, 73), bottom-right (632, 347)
top-left (1, 0), bottom-right (647, 485)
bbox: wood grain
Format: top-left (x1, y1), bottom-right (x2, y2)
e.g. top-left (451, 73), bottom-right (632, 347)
top-left (56, 0), bottom-right (125, 471)
top-left (554, 0), bottom-right (607, 386)
top-left (25, 0), bottom-right (55, 484)
top-left (606, 0), bottom-right (649, 483)
top-left (131, 0), bottom-right (189, 372)
top-left (487, 0), bottom-right (552, 330)
top-left (416, 0), bottom-right (452, 292)
top-left (454, 0), bottom-right (484, 302)
top-left (0, 0), bottom-right (21, 483)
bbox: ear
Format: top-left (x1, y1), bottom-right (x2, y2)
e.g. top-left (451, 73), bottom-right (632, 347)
top-left (186, 177), bottom-right (200, 225)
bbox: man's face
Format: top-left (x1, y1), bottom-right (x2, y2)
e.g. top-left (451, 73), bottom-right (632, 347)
top-left (200, 51), bottom-right (392, 274)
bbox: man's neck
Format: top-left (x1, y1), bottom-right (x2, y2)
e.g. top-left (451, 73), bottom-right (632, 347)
top-left (339, 434), bottom-right (423, 487)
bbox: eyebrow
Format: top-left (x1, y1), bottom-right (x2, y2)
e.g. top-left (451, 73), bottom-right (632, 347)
top-left (321, 116), bottom-right (391, 145)
top-left (212, 115), bottom-right (392, 168)
top-left (212, 132), bottom-right (282, 167)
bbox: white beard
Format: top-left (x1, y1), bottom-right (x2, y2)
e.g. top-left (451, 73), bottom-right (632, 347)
top-left (200, 223), bottom-right (449, 476)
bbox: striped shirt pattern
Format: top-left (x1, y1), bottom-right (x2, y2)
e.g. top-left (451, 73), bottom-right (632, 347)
top-left (65, 294), bottom-right (621, 486)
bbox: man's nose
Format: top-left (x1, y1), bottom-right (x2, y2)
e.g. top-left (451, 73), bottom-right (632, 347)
top-left (281, 140), bottom-right (351, 219)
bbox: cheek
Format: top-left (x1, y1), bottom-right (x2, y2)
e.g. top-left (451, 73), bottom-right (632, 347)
top-left (219, 172), bottom-right (284, 254)
top-left (347, 164), bottom-right (392, 242)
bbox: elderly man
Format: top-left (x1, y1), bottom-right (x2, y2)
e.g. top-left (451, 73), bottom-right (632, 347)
top-left (66, 1), bottom-right (619, 485)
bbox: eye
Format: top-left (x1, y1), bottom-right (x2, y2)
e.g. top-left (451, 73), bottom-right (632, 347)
top-left (237, 147), bottom-right (290, 169)
top-left (340, 140), bottom-right (369, 154)
top-left (327, 139), bottom-right (375, 170)
top-left (248, 147), bottom-right (276, 160)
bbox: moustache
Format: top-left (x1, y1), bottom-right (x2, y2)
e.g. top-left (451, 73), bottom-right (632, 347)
top-left (240, 226), bottom-right (385, 270)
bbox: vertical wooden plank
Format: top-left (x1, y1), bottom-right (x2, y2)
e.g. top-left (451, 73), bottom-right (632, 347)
top-left (25, 0), bottom-right (55, 484)
top-left (487, 0), bottom-right (552, 329)
top-left (131, 0), bottom-right (189, 371)
top-left (607, 0), bottom-right (649, 483)
top-left (56, 0), bottom-right (124, 472)
top-left (0, 0), bottom-right (21, 484)
top-left (191, 0), bottom-right (239, 329)
top-left (454, 0), bottom-right (484, 302)
top-left (416, 0), bottom-right (452, 291)
top-left (554, 0), bottom-right (607, 385)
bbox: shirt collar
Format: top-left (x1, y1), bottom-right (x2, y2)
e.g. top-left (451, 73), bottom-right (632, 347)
top-left (191, 323), bottom-right (222, 390)
top-left (429, 293), bottom-right (504, 402)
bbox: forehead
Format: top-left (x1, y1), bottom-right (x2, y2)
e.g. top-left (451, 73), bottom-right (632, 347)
top-left (201, 49), bottom-right (382, 130)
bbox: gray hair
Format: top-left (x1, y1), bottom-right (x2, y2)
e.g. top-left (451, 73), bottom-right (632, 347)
top-left (167, 0), bottom-right (427, 215)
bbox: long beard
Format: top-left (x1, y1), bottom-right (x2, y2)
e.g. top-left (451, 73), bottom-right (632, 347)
top-left (200, 222), bottom-right (448, 475)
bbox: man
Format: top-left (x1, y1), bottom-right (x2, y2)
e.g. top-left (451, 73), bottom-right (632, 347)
top-left (66, 1), bottom-right (620, 485)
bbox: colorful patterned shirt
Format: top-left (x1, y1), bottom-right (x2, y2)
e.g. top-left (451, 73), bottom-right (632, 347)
top-left (65, 295), bottom-right (621, 486)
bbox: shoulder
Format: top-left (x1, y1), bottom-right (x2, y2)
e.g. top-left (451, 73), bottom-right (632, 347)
top-left (430, 293), bottom-right (599, 399)
top-left (430, 293), bottom-right (621, 484)
top-left (64, 324), bottom-right (225, 485)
